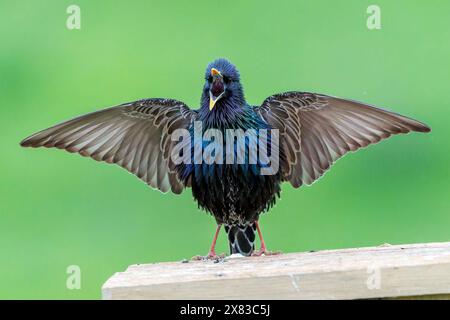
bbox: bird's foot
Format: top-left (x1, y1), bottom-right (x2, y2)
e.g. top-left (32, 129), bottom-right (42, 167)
top-left (191, 251), bottom-right (226, 261)
top-left (251, 247), bottom-right (282, 257)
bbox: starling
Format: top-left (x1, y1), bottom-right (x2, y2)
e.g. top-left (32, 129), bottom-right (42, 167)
top-left (20, 58), bottom-right (430, 258)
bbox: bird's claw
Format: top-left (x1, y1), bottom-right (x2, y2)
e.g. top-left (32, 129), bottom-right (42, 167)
top-left (191, 252), bottom-right (226, 261)
top-left (251, 249), bottom-right (282, 257)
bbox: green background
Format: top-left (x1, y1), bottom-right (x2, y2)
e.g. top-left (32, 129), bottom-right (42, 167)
top-left (1, 0), bottom-right (448, 299)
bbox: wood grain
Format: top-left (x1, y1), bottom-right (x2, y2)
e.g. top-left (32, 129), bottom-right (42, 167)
top-left (102, 242), bottom-right (450, 300)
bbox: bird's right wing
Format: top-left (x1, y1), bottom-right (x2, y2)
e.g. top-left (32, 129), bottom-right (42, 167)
top-left (20, 98), bottom-right (197, 194)
top-left (255, 92), bottom-right (431, 188)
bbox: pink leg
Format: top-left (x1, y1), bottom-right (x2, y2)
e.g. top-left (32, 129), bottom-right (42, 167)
top-left (207, 224), bottom-right (222, 257)
top-left (192, 225), bottom-right (225, 260)
top-left (252, 221), bottom-right (282, 256)
top-left (255, 221), bottom-right (267, 253)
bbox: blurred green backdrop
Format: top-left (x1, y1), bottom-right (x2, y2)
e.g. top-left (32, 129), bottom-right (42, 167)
top-left (0, 0), bottom-right (448, 299)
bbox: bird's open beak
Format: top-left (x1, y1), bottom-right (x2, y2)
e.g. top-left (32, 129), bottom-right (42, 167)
top-left (209, 91), bottom-right (225, 110)
top-left (209, 68), bottom-right (225, 111)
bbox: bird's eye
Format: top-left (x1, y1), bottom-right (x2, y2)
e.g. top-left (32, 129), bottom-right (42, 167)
top-left (223, 76), bottom-right (231, 84)
top-left (207, 76), bottom-right (213, 83)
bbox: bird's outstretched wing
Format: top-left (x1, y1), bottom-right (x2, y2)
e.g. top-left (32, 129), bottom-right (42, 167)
top-left (255, 92), bottom-right (431, 188)
top-left (20, 98), bottom-right (196, 194)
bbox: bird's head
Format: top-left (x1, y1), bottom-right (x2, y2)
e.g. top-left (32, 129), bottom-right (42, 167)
top-left (202, 58), bottom-right (245, 111)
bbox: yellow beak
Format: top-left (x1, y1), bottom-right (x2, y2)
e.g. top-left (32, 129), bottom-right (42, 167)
top-left (209, 68), bottom-right (224, 111)
top-left (209, 91), bottom-right (220, 110)
top-left (211, 68), bottom-right (221, 77)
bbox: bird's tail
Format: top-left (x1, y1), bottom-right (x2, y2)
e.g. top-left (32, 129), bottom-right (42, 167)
top-left (224, 223), bottom-right (256, 256)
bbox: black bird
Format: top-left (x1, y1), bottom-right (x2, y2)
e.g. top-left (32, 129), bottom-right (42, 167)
top-left (20, 58), bottom-right (430, 258)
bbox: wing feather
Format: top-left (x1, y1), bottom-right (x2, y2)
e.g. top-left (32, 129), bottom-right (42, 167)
top-left (255, 92), bottom-right (430, 187)
top-left (20, 98), bottom-right (196, 194)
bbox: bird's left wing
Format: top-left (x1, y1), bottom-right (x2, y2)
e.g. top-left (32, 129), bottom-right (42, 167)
top-left (254, 92), bottom-right (430, 188)
top-left (20, 98), bottom-right (196, 194)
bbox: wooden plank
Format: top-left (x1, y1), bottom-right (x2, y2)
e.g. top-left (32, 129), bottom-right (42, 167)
top-left (102, 242), bottom-right (450, 300)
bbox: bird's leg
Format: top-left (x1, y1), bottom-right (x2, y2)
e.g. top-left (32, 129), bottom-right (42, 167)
top-left (207, 224), bottom-right (221, 257)
top-left (192, 224), bottom-right (225, 261)
top-left (251, 221), bottom-right (282, 256)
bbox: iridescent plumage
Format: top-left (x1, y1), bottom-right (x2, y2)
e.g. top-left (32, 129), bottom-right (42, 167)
top-left (20, 58), bottom-right (431, 257)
